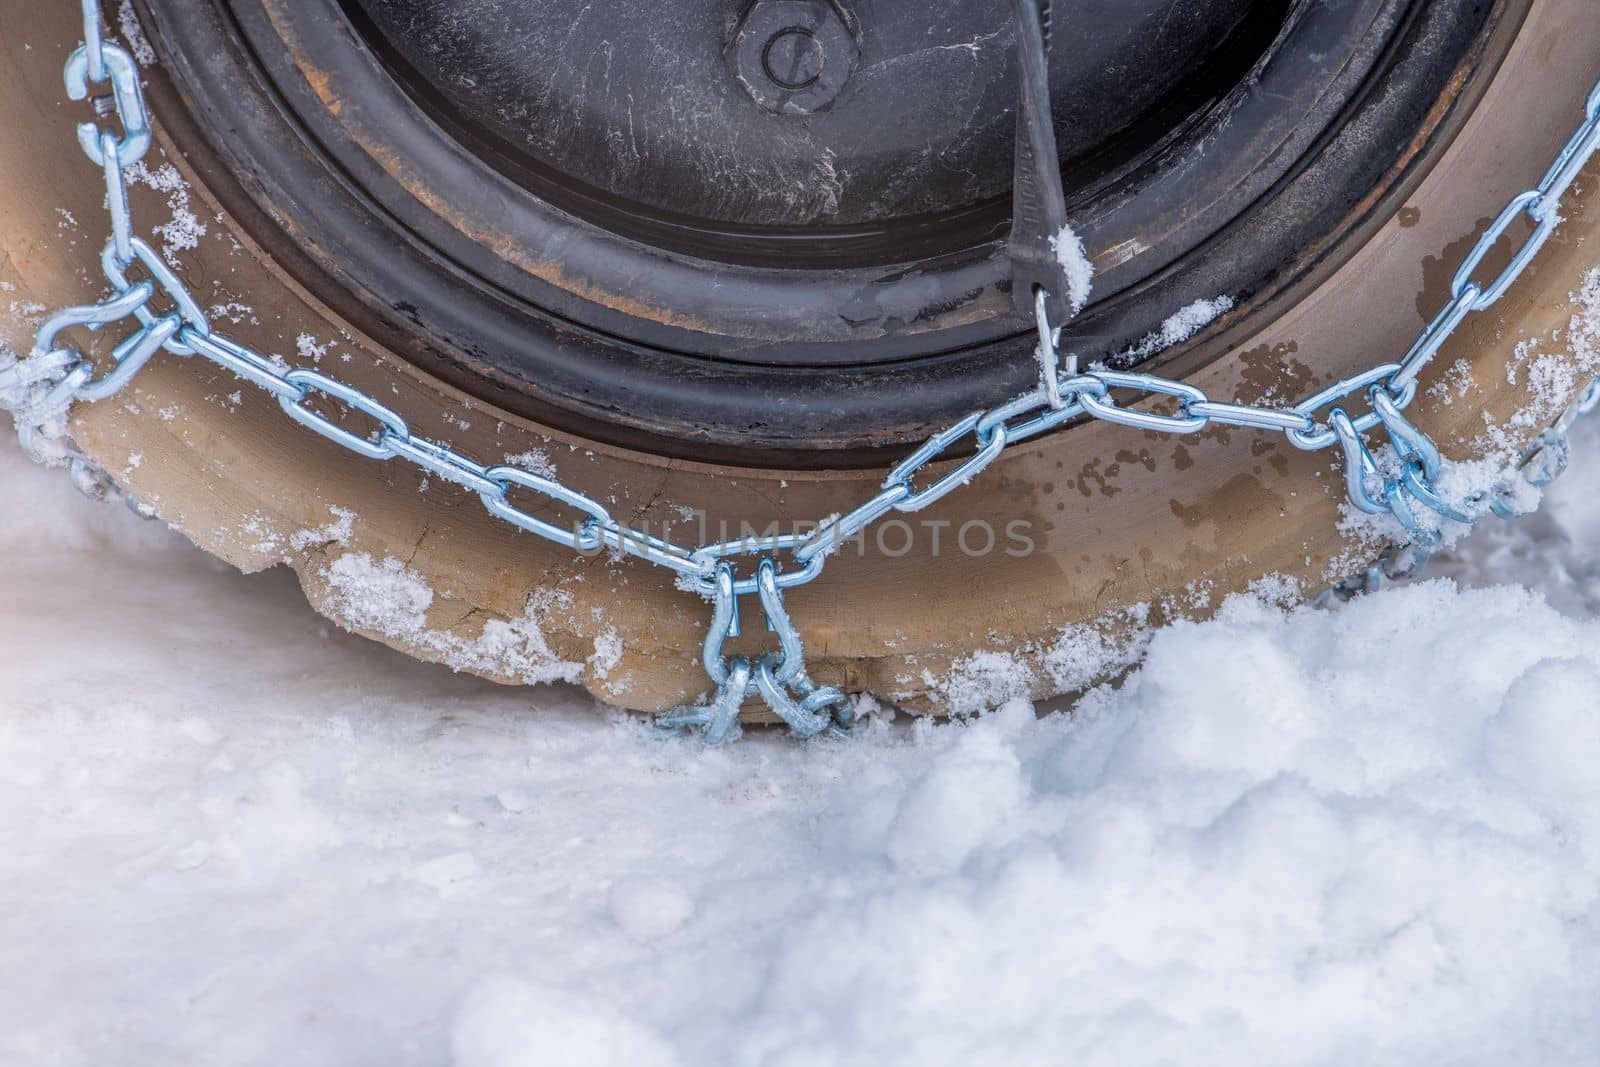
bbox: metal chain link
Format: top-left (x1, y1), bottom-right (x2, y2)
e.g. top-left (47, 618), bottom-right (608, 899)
top-left (3, 2), bottom-right (1598, 740)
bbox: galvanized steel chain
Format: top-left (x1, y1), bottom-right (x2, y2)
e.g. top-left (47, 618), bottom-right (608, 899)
top-left (3, 1), bottom-right (1599, 740)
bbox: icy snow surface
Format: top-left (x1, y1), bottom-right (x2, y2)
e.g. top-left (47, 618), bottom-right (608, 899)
top-left (6, 418), bottom-right (1600, 1066)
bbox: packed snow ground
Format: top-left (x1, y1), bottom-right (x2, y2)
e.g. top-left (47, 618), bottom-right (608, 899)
top-left (5, 419), bottom-right (1600, 1067)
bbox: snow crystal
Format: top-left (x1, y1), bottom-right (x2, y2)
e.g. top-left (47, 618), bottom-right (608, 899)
top-left (928, 648), bottom-right (1029, 712)
top-left (503, 448), bottom-right (558, 480)
top-left (1426, 356), bottom-right (1477, 406)
top-left (1571, 267), bottom-right (1600, 365)
top-left (295, 332), bottom-right (330, 364)
top-left (325, 552), bottom-right (434, 636)
top-left (936, 604), bottom-right (1152, 714)
top-left (289, 504), bottom-right (356, 551)
top-left (1050, 223), bottom-right (1094, 316)
top-left (1245, 570), bottom-right (1302, 608)
top-left (208, 301), bottom-right (257, 326)
top-left (321, 551), bottom-right (585, 686)
top-left (1119, 294), bottom-right (1235, 362)
top-left (449, 590), bottom-right (587, 686)
top-left (125, 161), bottom-right (208, 265)
top-left (117, 0), bottom-right (157, 66)
top-left (589, 625), bottom-right (623, 678)
top-left (1149, 294), bottom-right (1233, 349)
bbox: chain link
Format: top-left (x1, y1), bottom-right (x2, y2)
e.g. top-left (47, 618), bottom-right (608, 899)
top-left (4, 2), bottom-right (1599, 741)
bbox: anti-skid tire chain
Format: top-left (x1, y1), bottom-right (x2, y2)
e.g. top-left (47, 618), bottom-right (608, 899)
top-left (3, 1), bottom-right (1598, 741)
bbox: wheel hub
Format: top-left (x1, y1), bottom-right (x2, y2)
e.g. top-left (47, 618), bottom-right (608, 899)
top-left (134, 0), bottom-right (1517, 460)
top-left (344, 0), bottom-right (1272, 264)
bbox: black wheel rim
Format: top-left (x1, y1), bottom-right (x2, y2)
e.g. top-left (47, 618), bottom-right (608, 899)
top-left (134, 0), bottom-right (1517, 462)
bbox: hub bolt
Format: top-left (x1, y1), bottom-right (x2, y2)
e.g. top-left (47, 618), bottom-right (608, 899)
top-left (728, 0), bottom-right (859, 115)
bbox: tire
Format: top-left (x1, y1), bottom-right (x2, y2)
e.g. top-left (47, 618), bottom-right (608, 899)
top-left (2, 0), bottom-right (1597, 716)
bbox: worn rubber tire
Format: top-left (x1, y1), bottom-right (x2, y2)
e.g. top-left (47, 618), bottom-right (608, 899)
top-left (2, 1), bottom-right (1598, 715)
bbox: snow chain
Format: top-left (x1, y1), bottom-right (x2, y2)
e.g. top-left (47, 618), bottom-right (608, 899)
top-left (4, 1), bottom-right (1600, 742)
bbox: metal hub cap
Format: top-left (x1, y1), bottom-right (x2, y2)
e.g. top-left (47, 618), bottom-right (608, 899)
top-left (730, 0), bottom-right (859, 114)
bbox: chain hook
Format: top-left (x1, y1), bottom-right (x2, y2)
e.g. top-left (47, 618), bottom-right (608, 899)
top-left (700, 563), bottom-right (740, 684)
top-left (1328, 408), bottom-right (1387, 515)
top-left (1370, 385), bottom-right (1441, 482)
top-left (662, 555), bottom-right (853, 742)
top-left (65, 42), bottom-right (150, 168)
top-left (1033, 286), bottom-right (1070, 409)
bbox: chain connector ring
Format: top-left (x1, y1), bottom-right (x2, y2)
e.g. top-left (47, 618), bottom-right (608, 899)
top-left (64, 42), bottom-right (149, 168)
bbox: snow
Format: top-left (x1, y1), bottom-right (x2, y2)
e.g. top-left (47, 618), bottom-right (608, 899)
top-left (503, 448), bottom-right (560, 481)
top-left (7, 416), bottom-right (1600, 1063)
top-left (116, 0), bottom-right (156, 67)
top-left (288, 504), bottom-right (356, 551)
top-left (123, 161), bottom-right (208, 265)
top-left (1051, 223), bottom-right (1094, 316)
top-left (318, 551), bottom-right (588, 686)
top-left (1119, 295), bottom-right (1236, 362)
top-left (931, 603), bottom-right (1152, 715)
top-left (607, 878), bottom-right (696, 943)
top-left (452, 976), bottom-right (682, 1067)
top-left (325, 551), bottom-right (437, 633)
